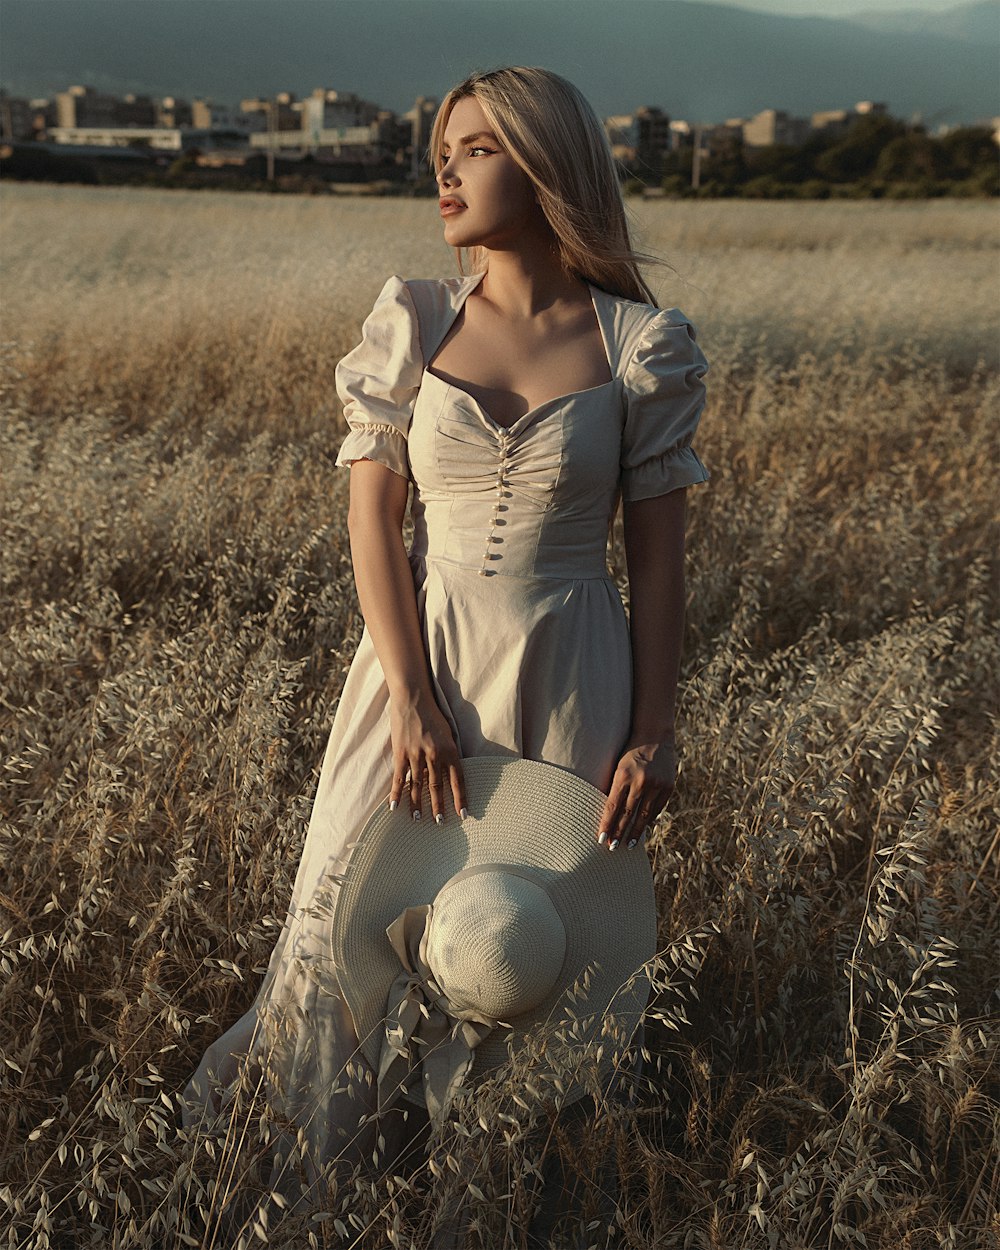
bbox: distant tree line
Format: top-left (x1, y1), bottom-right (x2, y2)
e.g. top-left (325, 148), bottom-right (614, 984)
top-left (2, 112), bottom-right (996, 198)
top-left (631, 115), bottom-right (998, 199)
top-left (0, 143), bottom-right (409, 194)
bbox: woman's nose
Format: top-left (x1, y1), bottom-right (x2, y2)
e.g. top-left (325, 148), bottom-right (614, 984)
top-left (438, 159), bottom-right (457, 186)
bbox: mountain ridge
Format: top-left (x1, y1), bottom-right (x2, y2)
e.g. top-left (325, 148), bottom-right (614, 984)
top-left (0, 0), bottom-right (996, 127)
top-left (841, 0), bottom-right (999, 44)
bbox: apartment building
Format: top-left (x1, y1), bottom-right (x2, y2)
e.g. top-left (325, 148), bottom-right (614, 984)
top-left (240, 91), bottom-right (302, 132)
top-left (157, 96), bottom-right (193, 128)
top-left (0, 89), bottom-right (45, 141)
top-left (812, 100), bottom-right (888, 137)
top-left (403, 95), bottom-right (439, 175)
top-left (301, 88), bottom-right (379, 136)
top-left (192, 100), bottom-right (264, 133)
top-left (742, 108), bottom-right (812, 148)
top-left (56, 85), bottom-right (158, 128)
top-left (604, 106), bottom-right (672, 170)
top-left (246, 87), bottom-right (406, 159)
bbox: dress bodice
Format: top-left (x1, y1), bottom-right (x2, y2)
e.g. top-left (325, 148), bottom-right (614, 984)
top-left (334, 271), bottom-right (710, 581)
top-left (407, 366), bottom-right (624, 579)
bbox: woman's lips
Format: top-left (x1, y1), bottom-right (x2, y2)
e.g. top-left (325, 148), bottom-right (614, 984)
top-left (440, 203), bottom-right (466, 217)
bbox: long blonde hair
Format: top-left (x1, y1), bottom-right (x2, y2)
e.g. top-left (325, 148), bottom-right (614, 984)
top-left (428, 66), bottom-right (668, 307)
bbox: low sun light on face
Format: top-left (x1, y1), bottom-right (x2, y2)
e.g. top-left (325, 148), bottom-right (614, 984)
top-left (436, 97), bottom-right (505, 177)
top-left (435, 95), bottom-right (545, 246)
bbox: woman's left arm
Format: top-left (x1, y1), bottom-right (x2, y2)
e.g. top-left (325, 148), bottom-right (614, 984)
top-left (598, 488), bottom-right (687, 850)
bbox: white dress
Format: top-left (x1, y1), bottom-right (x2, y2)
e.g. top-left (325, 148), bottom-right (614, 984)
top-left (180, 270), bottom-right (710, 1210)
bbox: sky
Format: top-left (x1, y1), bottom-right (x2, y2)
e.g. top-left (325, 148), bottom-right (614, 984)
top-left (1, 0), bottom-right (994, 125)
top-left (726, 0), bottom-right (964, 11)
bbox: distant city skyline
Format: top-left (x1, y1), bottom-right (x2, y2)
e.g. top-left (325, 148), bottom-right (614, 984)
top-left (2, 0), bottom-right (996, 127)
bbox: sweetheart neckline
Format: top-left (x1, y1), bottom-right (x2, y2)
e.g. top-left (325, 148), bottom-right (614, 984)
top-left (422, 276), bottom-right (618, 435)
top-left (421, 366), bottom-right (620, 435)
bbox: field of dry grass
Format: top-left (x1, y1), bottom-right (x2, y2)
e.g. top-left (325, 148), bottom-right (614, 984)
top-left (1, 183), bottom-right (997, 1248)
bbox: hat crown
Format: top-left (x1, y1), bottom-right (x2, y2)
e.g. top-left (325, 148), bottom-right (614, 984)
top-left (426, 869), bottom-right (566, 1019)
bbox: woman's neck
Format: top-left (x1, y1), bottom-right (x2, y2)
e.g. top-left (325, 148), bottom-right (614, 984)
top-left (475, 242), bottom-right (589, 321)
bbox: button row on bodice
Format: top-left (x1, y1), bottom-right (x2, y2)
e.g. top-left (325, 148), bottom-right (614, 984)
top-left (479, 429), bottom-right (512, 577)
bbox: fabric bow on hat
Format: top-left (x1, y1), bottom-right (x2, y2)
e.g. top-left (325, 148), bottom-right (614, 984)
top-left (331, 758), bottom-right (659, 1124)
top-left (377, 904), bottom-right (503, 1129)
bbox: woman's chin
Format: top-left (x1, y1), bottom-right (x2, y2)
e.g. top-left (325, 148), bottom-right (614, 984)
top-left (443, 227), bottom-right (482, 249)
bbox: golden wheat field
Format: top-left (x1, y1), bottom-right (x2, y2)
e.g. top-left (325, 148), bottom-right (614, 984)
top-left (1, 182), bottom-right (998, 1249)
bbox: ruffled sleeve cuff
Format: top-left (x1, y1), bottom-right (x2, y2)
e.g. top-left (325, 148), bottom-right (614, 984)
top-left (334, 422), bottom-right (411, 479)
top-left (620, 309), bottom-right (710, 503)
top-left (334, 274), bottom-right (423, 481)
top-left (622, 444), bottom-right (710, 502)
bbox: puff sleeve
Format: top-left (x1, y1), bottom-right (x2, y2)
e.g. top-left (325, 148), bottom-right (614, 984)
top-left (619, 309), bottom-right (710, 501)
top-left (334, 274), bottom-right (423, 481)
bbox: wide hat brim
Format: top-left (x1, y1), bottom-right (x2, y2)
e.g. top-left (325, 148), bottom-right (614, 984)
top-left (331, 756), bottom-right (658, 1109)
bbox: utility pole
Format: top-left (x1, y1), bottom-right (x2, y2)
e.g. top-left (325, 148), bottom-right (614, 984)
top-left (266, 96), bottom-right (276, 182)
top-left (691, 123), bottom-right (702, 190)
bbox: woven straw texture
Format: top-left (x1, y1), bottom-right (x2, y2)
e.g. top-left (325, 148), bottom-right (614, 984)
top-left (332, 756), bottom-right (657, 1102)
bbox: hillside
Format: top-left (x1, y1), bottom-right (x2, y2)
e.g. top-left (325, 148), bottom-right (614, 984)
top-left (0, 0), bottom-right (997, 125)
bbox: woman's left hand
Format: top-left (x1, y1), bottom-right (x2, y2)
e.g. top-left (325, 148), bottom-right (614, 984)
top-left (598, 735), bottom-right (677, 851)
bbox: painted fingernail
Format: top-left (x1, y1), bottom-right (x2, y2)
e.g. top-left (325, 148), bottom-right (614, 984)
top-left (412, 809), bottom-right (421, 821)
top-left (627, 837), bottom-right (637, 848)
top-left (389, 799), bottom-right (398, 811)
top-left (460, 807), bottom-right (469, 820)
top-left (597, 830), bottom-right (608, 845)
top-left (609, 838), bottom-right (620, 852)
top-left (434, 813), bottom-right (444, 825)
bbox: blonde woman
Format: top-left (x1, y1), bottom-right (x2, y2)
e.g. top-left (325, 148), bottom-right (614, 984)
top-left (182, 64), bottom-right (709, 1233)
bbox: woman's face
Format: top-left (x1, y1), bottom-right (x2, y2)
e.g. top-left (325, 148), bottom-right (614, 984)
top-left (436, 95), bottom-right (546, 249)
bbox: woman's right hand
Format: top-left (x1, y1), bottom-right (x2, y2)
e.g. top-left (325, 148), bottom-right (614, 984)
top-left (345, 460), bottom-right (467, 826)
top-left (388, 691), bottom-right (468, 823)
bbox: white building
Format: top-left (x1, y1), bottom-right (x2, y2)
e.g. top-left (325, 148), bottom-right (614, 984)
top-left (48, 126), bottom-right (249, 152)
top-left (249, 124), bottom-right (378, 157)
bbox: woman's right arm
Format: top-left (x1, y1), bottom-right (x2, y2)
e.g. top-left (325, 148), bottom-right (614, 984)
top-left (346, 458), bottom-right (467, 823)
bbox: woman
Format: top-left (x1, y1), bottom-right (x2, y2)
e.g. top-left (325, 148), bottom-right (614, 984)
top-left (181, 64), bottom-right (709, 1227)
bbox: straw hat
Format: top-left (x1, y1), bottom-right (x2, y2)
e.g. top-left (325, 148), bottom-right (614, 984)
top-left (331, 756), bottom-right (657, 1126)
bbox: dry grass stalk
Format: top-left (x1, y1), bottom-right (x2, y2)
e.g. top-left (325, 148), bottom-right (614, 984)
top-left (1, 186), bottom-right (997, 1249)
